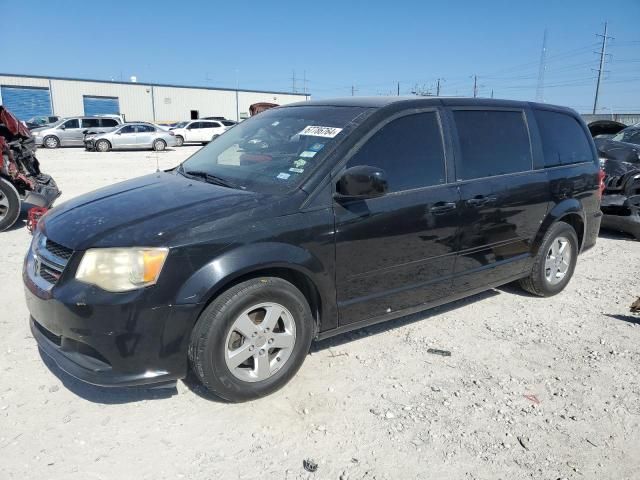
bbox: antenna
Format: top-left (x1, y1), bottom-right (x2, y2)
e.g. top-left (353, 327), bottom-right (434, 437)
top-left (536, 28), bottom-right (548, 102)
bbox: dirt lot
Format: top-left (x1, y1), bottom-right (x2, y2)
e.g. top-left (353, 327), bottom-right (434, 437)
top-left (1, 146), bottom-right (639, 480)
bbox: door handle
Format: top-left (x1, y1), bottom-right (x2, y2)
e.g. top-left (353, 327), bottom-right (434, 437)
top-left (429, 201), bottom-right (457, 214)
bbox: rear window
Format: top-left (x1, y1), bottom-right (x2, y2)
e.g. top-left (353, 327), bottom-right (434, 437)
top-left (101, 118), bottom-right (119, 127)
top-left (453, 110), bottom-right (532, 180)
top-left (534, 110), bottom-right (593, 167)
top-left (82, 118), bottom-right (100, 128)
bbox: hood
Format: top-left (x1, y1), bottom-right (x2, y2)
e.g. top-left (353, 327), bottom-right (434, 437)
top-left (42, 171), bottom-right (278, 250)
top-left (596, 138), bottom-right (640, 164)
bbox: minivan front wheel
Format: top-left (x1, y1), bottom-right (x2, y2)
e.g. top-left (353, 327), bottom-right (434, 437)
top-left (519, 222), bottom-right (578, 297)
top-left (43, 135), bottom-right (59, 149)
top-left (189, 277), bottom-right (313, 402)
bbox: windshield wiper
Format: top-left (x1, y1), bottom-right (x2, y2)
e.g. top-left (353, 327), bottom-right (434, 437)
top-left (181, 168), bottom-right (239, 189)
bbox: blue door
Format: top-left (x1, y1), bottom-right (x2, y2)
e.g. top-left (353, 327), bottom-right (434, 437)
top-left (0, 86), bottom-right (52, 120)
top-left (83, 96), bottom-right (120, 116)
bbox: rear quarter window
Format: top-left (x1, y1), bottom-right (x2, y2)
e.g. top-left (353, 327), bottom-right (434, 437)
top-left (452, 110), bottom-right (532, 180)
top-left (534, 110), bottom-right (594, 167)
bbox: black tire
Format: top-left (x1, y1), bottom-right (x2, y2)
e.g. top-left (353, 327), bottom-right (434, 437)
top-left (96, 140), bottom-right (111, 152)
top-left (42, 135), bottom-right (59, 149)
top-left (519, 221), bottom-right (579, 297)
top-left (175, 135), bottom-right (184, 147)
top-left (152, 139), bottom-right (166, 151)
top-left (0, 178), bottom-right (21, 232)
top-left (188, 277), bottom-right (314, 402)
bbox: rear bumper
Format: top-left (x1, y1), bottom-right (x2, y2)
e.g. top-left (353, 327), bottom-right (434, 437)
top-left (24, 265), bottom-right (201, 387)
top-left (582, 210), bottom-right (603, 252)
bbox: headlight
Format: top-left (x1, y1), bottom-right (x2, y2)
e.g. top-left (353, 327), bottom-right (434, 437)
top-left (76, 247), bottom-right (169, 292)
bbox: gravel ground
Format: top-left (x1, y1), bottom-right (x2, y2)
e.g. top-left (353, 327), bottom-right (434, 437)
top-left (1, 146), bottom-right (639, 480)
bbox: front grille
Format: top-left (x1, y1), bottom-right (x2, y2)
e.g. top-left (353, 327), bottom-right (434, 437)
top-left (45, 239), bottom-right (73, 260)
top-left (34, 236), bottom-right (74, 287)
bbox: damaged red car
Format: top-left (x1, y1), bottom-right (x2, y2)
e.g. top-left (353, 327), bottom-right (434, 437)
top-left (0, 106), bottom-right (60, 231)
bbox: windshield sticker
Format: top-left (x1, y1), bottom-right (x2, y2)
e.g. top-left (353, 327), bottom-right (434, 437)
top-left (298, 126), bottom-right (343, 138)
top-left (276, 172), bottom-right (291, 180)
top-left (293, 159), bottom-right (307, 168)
top-left (309, 143), bottom-right (325, 151)
top-left (299, 151), bottom-right (317, 158)
top-left (289, 167), bottom-right (304, 173)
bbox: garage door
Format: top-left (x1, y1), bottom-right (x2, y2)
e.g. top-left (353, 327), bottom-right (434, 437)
top-left (0, 86), bottom-right (52, 120)
top-left (83, 96), bottom-right (120, 116)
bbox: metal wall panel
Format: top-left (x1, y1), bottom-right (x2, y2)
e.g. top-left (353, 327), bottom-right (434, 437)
top-left (0, 86), bottom-right (52, 120)
top-left (83, 96), bottom-right (120, 115)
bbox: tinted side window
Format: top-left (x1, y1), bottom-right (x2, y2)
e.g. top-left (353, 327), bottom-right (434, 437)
top-left (101, 118), bottom-right (119, 127)
top-left (346, 112), bottom-right (446, 192)
top-left (453, 110), bottom-right (531, 180)
top-left (82, 118), bottom-right (100, 128)
top-left (534, 110), bottom-right (593, 167)
top-left (189, 122), bottom-right (201, 129)
top-left (137, 125), bottom-right (154, 132)
top-left (119, 125), bottom-right (136, 134)
top-left (63, 119), bottom-right (80, 129)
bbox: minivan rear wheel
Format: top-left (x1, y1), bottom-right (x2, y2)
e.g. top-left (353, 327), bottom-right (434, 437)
top-left (188, 277), bottom-right (313, 402)
top-left (519, 222), bottom-right (578, 297)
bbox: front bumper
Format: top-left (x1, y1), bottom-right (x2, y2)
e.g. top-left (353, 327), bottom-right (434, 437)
top-left (23, 251), bottom-right (201, 387)
top-left (600, 194), bottom-right (640, 239)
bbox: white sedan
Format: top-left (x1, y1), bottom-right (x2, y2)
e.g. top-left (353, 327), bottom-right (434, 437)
top-left (170, 120), bottom-right (228, 146)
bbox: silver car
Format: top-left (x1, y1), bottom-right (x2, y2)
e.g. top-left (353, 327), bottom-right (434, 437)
top-left (31, 116), bottom-right (122, 148)
top-left (84, 123), bottom-right (177, 152)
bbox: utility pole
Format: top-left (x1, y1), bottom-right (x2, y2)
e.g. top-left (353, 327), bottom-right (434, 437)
top-left (536, 28), bottom-right (548, 103)
top-left (303, 70), bottom-right (307, 94)
top-left (436, 78), bottom-right (441, 96)
top-left (593, 22), bottom-right (613, 114)
top-left (397, 81), bottom-right (400, 96)
top-left (491, 89), bottom-right (494, 99)
top-left (351, 84), bottom-right (356, 96)
top-left (473, 75), bottom-right (478, 98)
top-left (291, 70), bottom-right (297, 93)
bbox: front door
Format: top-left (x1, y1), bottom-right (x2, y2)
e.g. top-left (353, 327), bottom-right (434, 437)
top-left (448, 108), bottom-right (550, 291)
top-left (186, 121), bottom-right (202, 142)
top-left (112, 125), bottom-right (138, 148)
top-left (58, 119), bottom-right (84, 146)
top-left (334, 110), bottom-right (460, 325)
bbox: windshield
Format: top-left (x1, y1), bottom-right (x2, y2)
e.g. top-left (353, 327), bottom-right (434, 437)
top-left (612, 127), bottom-right (640, 145)
top-left (173, 121), bottom-right (189, 128)
top-left (179, 105), bottom-right (372, 194)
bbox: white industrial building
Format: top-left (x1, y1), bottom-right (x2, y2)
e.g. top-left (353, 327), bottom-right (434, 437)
top-left (0, 73), bottom-right (309, 122)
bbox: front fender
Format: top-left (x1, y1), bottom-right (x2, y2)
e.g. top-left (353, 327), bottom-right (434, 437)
top-left (175, 242), bottom-right (328, 306)
top-left (532, 199), bottom-right (585, 256)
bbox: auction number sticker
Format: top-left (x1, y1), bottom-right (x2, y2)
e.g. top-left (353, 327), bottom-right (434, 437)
top-left (298, 126), bottom-right (343, 138)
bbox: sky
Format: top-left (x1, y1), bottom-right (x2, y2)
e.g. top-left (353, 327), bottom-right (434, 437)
top-left (2, 0), bottom-right (639, 113)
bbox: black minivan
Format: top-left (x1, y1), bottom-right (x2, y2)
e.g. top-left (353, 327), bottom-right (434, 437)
top-left (24, 98), bottom-right (603, 401)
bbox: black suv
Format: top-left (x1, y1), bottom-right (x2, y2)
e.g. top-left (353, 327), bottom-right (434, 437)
top-left (24, 98), bottom-right (603, 401)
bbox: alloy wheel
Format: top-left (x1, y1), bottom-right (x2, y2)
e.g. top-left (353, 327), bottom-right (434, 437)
top-left (224, 302), bottom-right (297, 382)
top-left (544, 236), bottom-right (572, 285)
top-left (0, 191), bottom-right (8, 220)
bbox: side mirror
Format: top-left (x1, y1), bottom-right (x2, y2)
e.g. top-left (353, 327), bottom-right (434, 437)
top-left (59, 125), bottom-right (66, 130)
top-left (334, 165), bottom-right (388, 200)
top-left (116, 131), bottom-right (122, 135)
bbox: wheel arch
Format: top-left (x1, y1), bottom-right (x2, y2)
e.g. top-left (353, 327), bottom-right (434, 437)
top-left (96, 139), bottom-right (112, 151)
top-left (175, 243), bottom-right (333, 336)
top-left (533, 199), bottom-right (586, 255)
